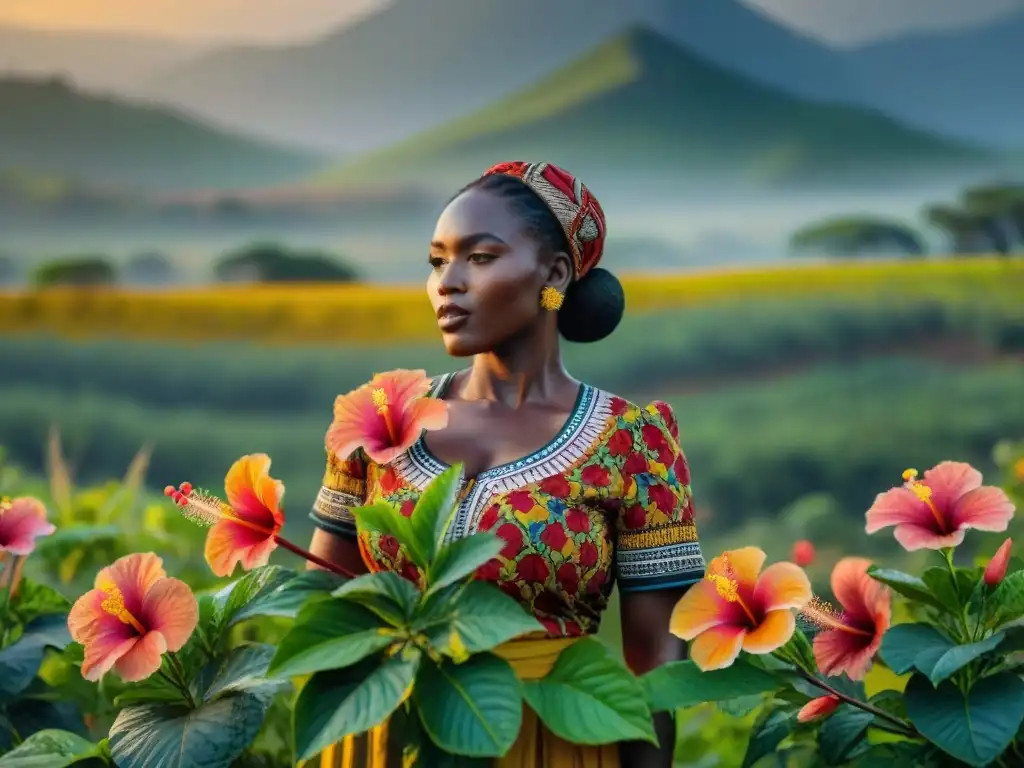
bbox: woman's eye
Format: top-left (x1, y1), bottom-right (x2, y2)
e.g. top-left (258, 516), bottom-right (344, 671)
top-left (428, 256), bottom-right (445, 269)
top-left (469, 252), bottom-right (495, 263)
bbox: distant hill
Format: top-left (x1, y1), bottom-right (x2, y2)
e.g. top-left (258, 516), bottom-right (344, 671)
top-left (305, 27), bottom-right (996, 197)
top-left (144, 0), bottom-right (859, 153)
top-left (0, 77), bottom-right (328, 190)
top-left (844, 10), bottom-right (1024, 148)
top-left (0, 25), bottom-right (207, 94)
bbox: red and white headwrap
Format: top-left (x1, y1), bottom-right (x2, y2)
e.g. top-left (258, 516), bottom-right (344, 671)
top-left (481, 161), bottom-right (607, 279)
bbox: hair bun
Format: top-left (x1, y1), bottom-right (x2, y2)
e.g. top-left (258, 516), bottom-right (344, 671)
top-left (557, 267), bottom-right (625, 343)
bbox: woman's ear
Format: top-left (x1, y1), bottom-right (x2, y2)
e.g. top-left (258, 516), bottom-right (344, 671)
top-left (546, 250), bottom-right (573, 291)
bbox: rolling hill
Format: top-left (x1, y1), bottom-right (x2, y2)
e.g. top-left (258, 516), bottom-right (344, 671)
top-left (305, 27), bottom-right (996, 197)
top-left (144, 0), bottom-right (859, 154)
top-left (0, 76), bottom-right (328, 191)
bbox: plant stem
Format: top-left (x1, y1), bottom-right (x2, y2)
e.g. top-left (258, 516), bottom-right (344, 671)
top-left (942, 548), bottom-right (972, 643)
top-left (798, 670), bottom-right (918, 736)
top-left (273, 534), bottom-right (357, 578)
top-left (165, 652), bottom-right (197, 708)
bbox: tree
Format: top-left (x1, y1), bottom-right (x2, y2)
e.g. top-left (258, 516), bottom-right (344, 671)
top-left (214, 242), bottom-right (358, 283)
top-left (789, 216), bottom-right (926, 258)
top-left (33, 255), bottom-right (116, 287)
top-left (960, 182), bottom-right (1024, 253)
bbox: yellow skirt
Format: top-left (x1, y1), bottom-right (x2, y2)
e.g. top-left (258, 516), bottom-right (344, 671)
top-left (311, 637), bottom-right (619, 768)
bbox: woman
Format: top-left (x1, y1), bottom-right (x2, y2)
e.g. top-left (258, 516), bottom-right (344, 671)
top-left (308, 161), bottom-right (706, 767)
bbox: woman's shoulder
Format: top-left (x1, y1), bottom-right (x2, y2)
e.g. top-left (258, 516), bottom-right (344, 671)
top-left (594, 386), bottom-right (680, 442)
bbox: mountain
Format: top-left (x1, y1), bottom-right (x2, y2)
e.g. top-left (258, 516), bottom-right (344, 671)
top-left (144, 0), bottom-right (859, 153)
top-left (305, 27), bottom-right (995, 198)
top-left (0, 25), bottom-right (208, 94)
top-left (0, 77), bottom-right (328, 191)
top-left (843, 10), bottom-right (1024, 148)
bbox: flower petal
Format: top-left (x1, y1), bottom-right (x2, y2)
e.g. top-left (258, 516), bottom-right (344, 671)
top-left (70, 592), bottom-right (139, 681)
top-left (797, 695), bottom-right (840, 724)
top-left (669, 580), bottom-right (743, 640)
top-left (397, 397), bottom-right (450, 449)
top-left (113, 631), bottom-right (168, 683)
top-left (813, 625), bottom-right (882, 681)
top-left (689, 625), bottom-right (746, 671)
top-left (893, 523), bottom-right (964, 551)
top-left (713, 547), bottom-right (766, 590)
top-left (205, 518), bottom-right (274, 578)
top-left (95, 553), bottom-right (166, 617)
top-left (865, 487), bottom-right (938, 534)
top-left (239, 533), bottom-right (279, 571)
top-left (371, 369), bottom-right (433, 411)
top-left (742, 609), bottom-right (796, 654)
top-left (0, 497), bottom-right (55, 555)
top-left (753, 562), bottom-right (812, 612)
top-left (224, 454), bottom-right (283, 533)
top-left (830, 557), bottom-right (890, 627)
top-left (327, 385), bottom-right (389, 460)
top-left (923, 461), bottom-right (982, 513)
top-left (141, 578), bottom-right (198, 652)
top-left (952, 486), bottom-right (1015, 533)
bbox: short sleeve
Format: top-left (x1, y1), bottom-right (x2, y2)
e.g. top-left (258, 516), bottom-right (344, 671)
top-left (310, 447), bottom-right (368, 539)
top-left (614, 401), bottom-right (706, 593)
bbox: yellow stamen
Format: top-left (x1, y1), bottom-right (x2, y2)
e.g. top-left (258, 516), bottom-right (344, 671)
top-left (178, 491), bottom-right (274, 536)
top-left (0, 496), bottom-right (10, 513)
top-left (902, 468), bottom-right (918, 482)
top-left (100, 586), bottom-right (146, 634)
top-left (801, 597), bottom-right (873, 638)
top-left (705, 554), bottom-right (758, 625)
top-left (371, 387), bottom-right (398, 443)
top-left (903, 472), bottom-right (947, 532)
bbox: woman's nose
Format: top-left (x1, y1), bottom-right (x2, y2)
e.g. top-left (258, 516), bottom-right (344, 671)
top-left (436, 261), bottom-right (466, 295)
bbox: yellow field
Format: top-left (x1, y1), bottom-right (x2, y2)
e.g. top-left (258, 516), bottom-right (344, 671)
top-left (0, 258), bottom-right (1020, 345)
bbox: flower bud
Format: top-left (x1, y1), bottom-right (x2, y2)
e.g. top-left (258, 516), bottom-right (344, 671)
top-left (792, 539), bottom-right (815, 567)
top-left (984, 538), bottom-right (1012, 587)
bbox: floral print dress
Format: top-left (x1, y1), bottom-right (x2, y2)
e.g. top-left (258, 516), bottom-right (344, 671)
top-left (311, 372), bottom-right (706, 637)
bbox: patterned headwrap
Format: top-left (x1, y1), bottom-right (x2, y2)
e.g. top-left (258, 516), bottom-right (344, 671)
top-left (481, 161), bottom-right (607, 279)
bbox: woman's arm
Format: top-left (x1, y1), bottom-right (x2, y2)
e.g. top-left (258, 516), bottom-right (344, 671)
top-left (618, 588), bottom-right (686, 768)
top-left (307, 527), bottom-right (369, 575)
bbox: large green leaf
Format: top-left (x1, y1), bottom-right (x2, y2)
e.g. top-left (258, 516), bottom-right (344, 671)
top-left (989, 570), bottom-right (1024, 629)
top-left (4, 579), bottom-right (71, 626)
top-left (0, 729), bottom-right (103, 767)
top-left (408, 465), bottom-right (463, 568)
top-left (230, 569), bottom-right (345, 625)
top-left (269, 599), bottom-right (396, 678)
top-left (922, 632), bottom-right (1005, 686)
top-left (879, 624), bottom-right (951, 675)
top-left (0, 615), bottom-right (71, 700)
top-left (414, 653), bottom-right (522, 757)
top-left (641, 658), bottom-right (781, 712)
top-left (818, 704), bottom-right (875, 765)
top-left (333, 571), bottom-right (420, 626)
top-left (904, 672), bottom-right (1024, 767)
top-left (426, 533), bottom-right (503, 597)
top-left (356, 503), bottom-right (416, 555)
top-left (921, 567), bottom-right (973, 615)
top-left (202, 643), bottom-right (289, 702)
top-left (293, 651), bottom-right (419, 761)
top-left (741, 709), bottom-right (792, 768)
top-left (867, 567), bottom-right (945, 610)
top-left (422, 581), bottom-right (543, 658)
top-left (212, 565), bottom-right (305, 631)
top-left (109, 693), bottom-right (271, 768)
top-left (521, 638), bottom-right (655, 745)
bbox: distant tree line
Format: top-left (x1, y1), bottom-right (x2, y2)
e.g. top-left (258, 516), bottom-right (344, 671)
top-left (6, 242), bottom-right (359, 288)
top-left (790, 181), bottom-right (1024, 258)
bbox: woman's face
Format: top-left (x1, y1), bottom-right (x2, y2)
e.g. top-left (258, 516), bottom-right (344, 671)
top-left (427, 188), bottom-right (560, 357)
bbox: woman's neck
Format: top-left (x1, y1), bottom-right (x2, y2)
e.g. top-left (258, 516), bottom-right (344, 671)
top-left (461, 329), bottom-right (572, 408)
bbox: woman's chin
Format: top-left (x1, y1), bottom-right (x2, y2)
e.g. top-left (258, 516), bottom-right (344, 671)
top-left (440, 333), bottom-right (481, 357)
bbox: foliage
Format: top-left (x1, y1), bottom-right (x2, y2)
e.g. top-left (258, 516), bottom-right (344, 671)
top-left (32, 257), bottom-right (116, 288)
top-left (0, 257), bottom-right (1019, 343)
top-left (925, 182), bottom-right (1024, 256)
top-left (215, 242), bottom-right (358, 284)
top-left (789, 216), bottom-right (925, 257)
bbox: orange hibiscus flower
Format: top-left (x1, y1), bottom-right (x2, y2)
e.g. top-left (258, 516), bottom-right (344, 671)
top-left (169, 454), bottom-right (284, 577)
top-left (326, 369), bottom-right (448, 465)
top-left (669, 547), bottom-right (812, 671)
top-left (67, 553), bottom-right (198, 682)
top-left (865, 463), bottom-right (1014, 551)
top-left (801, 557), bottom-right (891, 681)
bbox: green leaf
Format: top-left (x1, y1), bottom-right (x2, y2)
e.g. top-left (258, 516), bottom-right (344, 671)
top-left (0, 615), bottom-right (71, 700)
top-left (212, 565), bottom-right (294, 631)
top-left (818, 704), bottom-right (875, 765)
top-left (333, 571), bottom-right (420, 626)
top-left (641, 658), bottom-right (781, 713)
top-left (923, 632), bottom-right (1005, 686)
top-left (0, 729), bottom-right (102, 767)
top-left (414, 653), bottom-right (522, 757)
top-left (408, 465), bottom-right (463, 568)
top-left (109, 693), bottom-right (272, 768)
top-left (879, 624), bottom-right (951, 675)
top-left (6, 579), bottom-right (71, 626)
top-left (779, 627), bottom-right (817, 673)
top-left (113, 677), bottom-right (184, 708)
top-left (293, 652), bottom-right (419, 761)
top-left (867, 567), bottom-right (945, 610)
top-left (921, 567), bottom-right (968, 615)
top-left (426, 533), bottom-right (503, 597)
top-left (521, 637), bottom-right (655, 745)
top-left (269, 599), bottom-right (396, 678)
top-left (356, 503), bottom-right (415, 554)
top-left (741, 709), bottom-right (792, 768)
top-left (989, 570), bottom-right (1024, 629)
top-left (422, 581), bottom-right (543, 657)
top-left (233, 569), bottom-right (345, 623)
top-left (203, 643), bottom-right (289, 702)
top-left (904, 672), bottom-right (1024, 767)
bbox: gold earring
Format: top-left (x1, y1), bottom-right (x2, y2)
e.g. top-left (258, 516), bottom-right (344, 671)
top-left (540, 286), bottom-right (564, 312)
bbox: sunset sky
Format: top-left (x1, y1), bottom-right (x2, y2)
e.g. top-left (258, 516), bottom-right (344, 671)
top-left (0, 0), bottom-right (1020, 44)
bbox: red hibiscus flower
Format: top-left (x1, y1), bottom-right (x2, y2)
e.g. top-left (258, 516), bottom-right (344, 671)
top-left (792, 540), bottom-right (816, 567)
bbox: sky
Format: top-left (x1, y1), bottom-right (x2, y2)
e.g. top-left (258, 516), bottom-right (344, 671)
top-left (0, 0), bottom-right (1021, 45)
